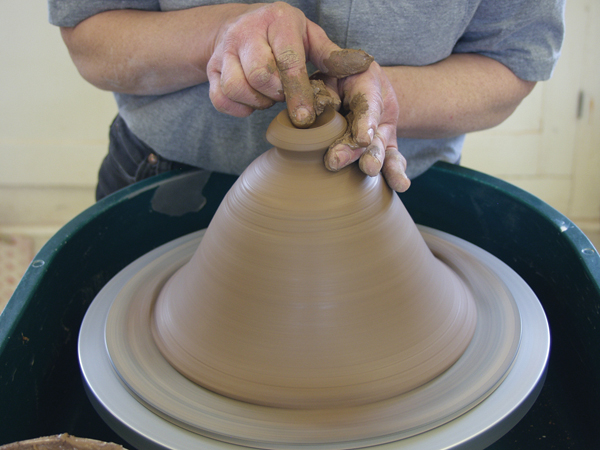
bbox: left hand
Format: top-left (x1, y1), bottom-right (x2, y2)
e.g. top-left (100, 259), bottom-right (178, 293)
top-left (316, 62), bottom-right (411, 192)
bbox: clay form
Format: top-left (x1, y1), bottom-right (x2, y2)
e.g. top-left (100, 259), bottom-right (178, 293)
top-left (81, 117), bottom-right (548, 447)
top-left (101, 226), bottom-right (525, 448)
top-left (151, 107), bottom-right (478, 409)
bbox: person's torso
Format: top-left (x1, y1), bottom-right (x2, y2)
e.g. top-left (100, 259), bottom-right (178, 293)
top-left (119, 0), bottom-right (477, 175)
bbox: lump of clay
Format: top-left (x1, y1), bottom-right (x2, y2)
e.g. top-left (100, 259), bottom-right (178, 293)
top-left (0, 434), bottom-right (127, 450)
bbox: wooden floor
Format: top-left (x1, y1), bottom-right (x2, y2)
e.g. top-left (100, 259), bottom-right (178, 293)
top-left (0, 234), bottom-right (34, 313)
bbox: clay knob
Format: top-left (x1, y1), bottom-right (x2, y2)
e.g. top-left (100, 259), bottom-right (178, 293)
top-left (152, 108), bottom-right (477, 409)
top-left (265, 105), bottom-right (346, 151)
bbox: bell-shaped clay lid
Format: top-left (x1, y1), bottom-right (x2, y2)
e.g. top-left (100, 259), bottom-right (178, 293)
top-left (152, 107), bottom-right (477, 409)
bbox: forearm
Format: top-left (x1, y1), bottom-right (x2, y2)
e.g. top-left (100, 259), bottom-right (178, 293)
top-left (383, 53), bottom-right (536, 139)
top-left (60, 5), bottom-right (250, 95)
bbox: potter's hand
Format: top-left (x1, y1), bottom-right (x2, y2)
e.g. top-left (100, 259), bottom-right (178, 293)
top-left (207, 3), bottom-right (343, 128)
top-left (321, 63), bottom-right (411, 192)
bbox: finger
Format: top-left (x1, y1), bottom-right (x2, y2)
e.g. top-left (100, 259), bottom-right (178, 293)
top-left (269, 14), bottom-right (345, 127)
top-left (324, 125), bottom-right (366, 172)
top-left (323, 97), bottom-right (374, 172)
top-left (276, 51), bottom-right (314, 127)
top-left (220, 52), bottom-right (276, 110)
top-left (323, 49), bottom-right (375, 78)
top-left (358, 121), bottom-right (395, 177)
top-left (324, 144), bottom-right (366, 172)
top-left (207, 57), bottom-right (254, 117)
top-left (339, 63), bottom-right (390, 146)
top-left (346, 91), bottom-right (380, 147)
top-left (238, 41), bottom-right (285, 103)
top-left (306, 21), bottom-right (373, 78)
top-left (266, 12), bottom-right (315, 127)
top-left (358, 135), bottom-right (385, 176)
top-left (381, 148), bottom-right (411, 192)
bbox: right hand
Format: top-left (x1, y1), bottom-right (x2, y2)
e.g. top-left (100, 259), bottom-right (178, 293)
top-left (206, 2), bottom-right (409, 191)
top-left (206, 2), bottom-right (343, 128)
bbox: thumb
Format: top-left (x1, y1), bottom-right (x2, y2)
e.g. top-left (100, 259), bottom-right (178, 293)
top-left (306, 21), bottom-right (374, 78)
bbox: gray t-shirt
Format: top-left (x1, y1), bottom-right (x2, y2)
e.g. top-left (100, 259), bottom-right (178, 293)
top-left (48, 0), bottom-right (565, 179)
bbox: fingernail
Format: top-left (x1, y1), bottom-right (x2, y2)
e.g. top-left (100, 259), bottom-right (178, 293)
top-left (294, 107), bottom-right (311, 124)
top-left (332, 148), bottom-right (352, 170)
top-left (356, 128), bottom-right (374, 147)
top-left (361, 153), bottom-right (382, 176)
top-left (390, 173), bottom-right (411, 192)
top-left (398, 174), bottom-right (411, 192)
top-left (367, 128), bottom-right (374, 141)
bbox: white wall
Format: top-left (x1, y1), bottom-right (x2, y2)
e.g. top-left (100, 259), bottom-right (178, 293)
top-left (461, 0), bottom-right (600, 232)
top-left (0, 1), bottom-right (598, 248)
top-left (0, 1), bottom-right (116, 247)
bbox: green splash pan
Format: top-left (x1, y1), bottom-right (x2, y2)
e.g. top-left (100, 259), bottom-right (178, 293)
top-left (1, 162), bottom-right (598, 449)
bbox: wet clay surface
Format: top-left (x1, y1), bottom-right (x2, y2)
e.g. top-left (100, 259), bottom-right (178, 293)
top-left (105, 221), bottom-right (522, 446)
top-left (152, 108), bottom-right (477, 409)
top-left (323, 49), bottom-right (374, 78)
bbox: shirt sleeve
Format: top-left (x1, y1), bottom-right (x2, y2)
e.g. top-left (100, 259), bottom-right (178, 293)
top-left (453, 0), bottom-right (565, 81)
top-left (48, 0), bottom-right (161, 27)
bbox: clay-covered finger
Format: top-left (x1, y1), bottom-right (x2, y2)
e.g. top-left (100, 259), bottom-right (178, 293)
top-left (272, 17), bottom-right (344, 128)
top-left (381, 148), bottom-right (411, 192)
top-left (265, 7), bottom-right (316, 128)
top-left (275, 49), bottom-right (314, 128)
top-left (324, 143), bottom-right (365, 172)
top-left (323, 124), bottom-right (365, 172)
top-left (323, 49), bottom-right (375, 78)
top-left (358, 136), bottom-right (385, 177)
top-left (358, 122), bottom-right (393, 177)
top-left (346, 91), bottom-right (380, 147)
top-left (305, 21), bottom-right (373, 78)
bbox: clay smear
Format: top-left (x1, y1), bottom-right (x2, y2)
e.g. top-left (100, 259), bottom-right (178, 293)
top-left (311, 79), bottom-right (341, 116)
top-left (330, 92), bottom-right (369, 152)
top-left (323, 49), bottom-right (374, 78)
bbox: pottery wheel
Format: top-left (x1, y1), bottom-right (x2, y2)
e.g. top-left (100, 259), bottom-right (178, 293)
top-left (79, 226), bottom-right (549, 450)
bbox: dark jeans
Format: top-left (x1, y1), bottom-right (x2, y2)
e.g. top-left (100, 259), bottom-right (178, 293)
top-left (96, 115), bottom-right (197, 201)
